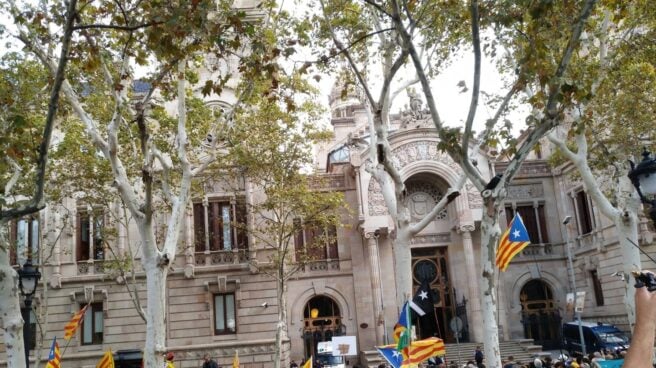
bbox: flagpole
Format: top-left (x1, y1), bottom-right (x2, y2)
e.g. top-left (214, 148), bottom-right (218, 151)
top-left (60, 336), bottom-right (74, 358)
top-left (61, 301), bottom-right (91, 358)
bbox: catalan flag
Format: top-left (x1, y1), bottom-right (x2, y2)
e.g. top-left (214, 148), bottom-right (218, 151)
top-left (495, 212), bottom-right (531, 271)
top-left (405, 337), bottom-right (445, 365)
top-left (96, 349), bottom-right (115, 368)
top-left (45, 337), bottom-right (61, 368)
top-left (377, 337), bottom-right (445, 368)
top-left (64, 304), bottom-right (89, 340)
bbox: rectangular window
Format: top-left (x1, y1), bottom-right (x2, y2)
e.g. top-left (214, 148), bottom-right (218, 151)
top-left (10, 218), bottom-right (39, 266)
top-left (591, 270), bottom-right (604, 306)
top-left (294, 221), bottom-right (338, 261)
top-left (193, 199), bottom-right (247, 253)
top-left (505, 204), bottom-right (549, 244)
top-left (81, 303), bottom-right (103, 345)
top-left (574, 191), bottom-right (594, 235)
top-left (214, 293), bottom-right (236, 335)
top-left (77, 209), bottom-right (104, 261)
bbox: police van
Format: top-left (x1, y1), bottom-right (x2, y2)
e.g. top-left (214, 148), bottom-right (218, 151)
top-left (562, 321), bottom-right (629, 354)
top-left (317, 342), bottom-right (346, 368)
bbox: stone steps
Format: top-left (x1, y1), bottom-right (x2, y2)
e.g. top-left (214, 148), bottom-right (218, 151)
top-left (443, 340), bottom-right (543, 366)
top-left (360, 340), bottom-right (545, 368)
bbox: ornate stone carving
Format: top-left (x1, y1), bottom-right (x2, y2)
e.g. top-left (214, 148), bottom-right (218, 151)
top-left (466, 183), bottom-right (483, 209)
top-left (409, 233), bottom-right (451, 244)
top-left (367, 141), bottom-right (463, 216)
top-left (506, 183), bottom-right (545, 200)
top-left (367, 179), bottom-right (388, 216)
top-left (458, 224), bottom-right (475, 233)
top-left (399, 88), bottom-right (432, 129)
top-left (405, 182), bottom-right (447, 220)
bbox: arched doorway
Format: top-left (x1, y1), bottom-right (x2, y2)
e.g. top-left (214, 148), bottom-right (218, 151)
top-left (411, 247), bottom-right (459, 342)
top-left (520, 279), bottom-right (562, 349)
top-left (302, 296), bottom-right (345, 359)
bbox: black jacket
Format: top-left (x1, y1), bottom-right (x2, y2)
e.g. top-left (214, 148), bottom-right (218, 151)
top-left (203, 359), bottom-right (219, 368)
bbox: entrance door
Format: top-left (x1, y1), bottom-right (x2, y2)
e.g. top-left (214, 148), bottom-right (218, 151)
top-left (520, 279), bottom-right (562, 349)
top-left (302, 296), bottom-right (344, 359)
top-left (411, 247), bottom-right (456, 342)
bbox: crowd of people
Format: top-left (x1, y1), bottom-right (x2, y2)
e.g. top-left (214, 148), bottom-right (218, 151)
top-left (413, 349), bottom-right (627, 368)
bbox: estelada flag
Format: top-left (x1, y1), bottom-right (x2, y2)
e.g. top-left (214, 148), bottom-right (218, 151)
top-left (495, 212), bottom-right (531, 271)
top-left (377, 337), bottom-right (446, 368)
top-left (96, 349), bottom-right (115, 368)
top-left (45, 337), bottom-right (61, 368)
top-left (393, 301), bottom-right (411, 359)
top-left (64, 304), bottom-right (89, 340)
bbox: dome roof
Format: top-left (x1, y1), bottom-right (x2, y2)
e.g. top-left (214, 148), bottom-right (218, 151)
top-left (328, 79), bottom-right (360, 106)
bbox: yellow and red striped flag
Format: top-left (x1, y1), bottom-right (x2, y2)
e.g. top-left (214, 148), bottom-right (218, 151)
top-left (406, 337), bottom-right (446, 365)
top-left (64, 304), bottom-right (89, 340)
top-left (45, 337), bottom-right (61, 368)
top-left (377, 337), bottom-right (446, 368)
top-left (96, 349), bottom-right (115, 368)
top-left (495, 213), bottom-right (531, 271)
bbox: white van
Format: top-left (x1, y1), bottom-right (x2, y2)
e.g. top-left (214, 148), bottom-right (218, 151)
top-left (317, 342), bottom-right (346, 368)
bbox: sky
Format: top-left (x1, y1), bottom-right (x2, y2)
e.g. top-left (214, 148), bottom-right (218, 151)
top-left (309, 48), bottom-right (528, 137)
top-left (0, 0), bottom-right (528, 138)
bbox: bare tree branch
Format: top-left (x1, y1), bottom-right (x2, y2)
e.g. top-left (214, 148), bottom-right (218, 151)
top-left (409, 173), bottom-right (467, 235)
top-left (3, 157), bottom-right (22, 198)
top-left (461, 0), bottom-right (481, 161)
top-left (72, 21), bottom-right (162, 31)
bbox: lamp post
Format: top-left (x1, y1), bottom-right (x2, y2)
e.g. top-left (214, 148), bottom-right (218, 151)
top-left (563, 215), bottom-right (586, 356)
top-left (17, 259), bottom-right (41, 368)
top-left (628, 148), bottom-right (656, 225)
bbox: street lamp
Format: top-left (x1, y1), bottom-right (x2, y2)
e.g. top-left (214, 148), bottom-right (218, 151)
top-left (563, 215), bottom-right (586, 356)
top-left (628, 148), bottom-right (656, 225)
top-left (17, 259), bottom-right (41, 368)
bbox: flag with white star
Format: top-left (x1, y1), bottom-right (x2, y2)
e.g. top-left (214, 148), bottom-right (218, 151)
top-left (409, 279), bottom-right (433, 317)
top-left (376, 345), bottom-right (404, 368)
top-left (495, 212), bottom-right (531, 271)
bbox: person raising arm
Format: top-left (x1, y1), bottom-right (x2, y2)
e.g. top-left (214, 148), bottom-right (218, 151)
top-left (624, 271), bottom-right (656, 368)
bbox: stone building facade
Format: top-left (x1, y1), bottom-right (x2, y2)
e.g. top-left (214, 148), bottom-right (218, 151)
top-left (2, 76), bottom-right (655, 367)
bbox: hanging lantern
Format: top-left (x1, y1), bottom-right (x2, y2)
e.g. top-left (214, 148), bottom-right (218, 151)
top-left (310, 308), bottom-right (319, 319)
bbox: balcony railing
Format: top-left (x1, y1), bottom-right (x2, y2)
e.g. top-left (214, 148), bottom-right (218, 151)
top-left (194, 249), bottom-right (250, 266)
top-left (514, 243), bottom-right (566, 259)
top-left (300, 259), bottom-right (340, 272)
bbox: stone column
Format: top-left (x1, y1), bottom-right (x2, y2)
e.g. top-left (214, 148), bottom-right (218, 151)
top-left (48, 207), bottom-right (62, 288)
top-left (184, 206), bottom-right (195, 278)
top-left (116, 201), bottom-right (126, 256)
top-left (460, 225), bottom-right (483, 342)
top-left (365, 230), bottom-right (384, 345)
